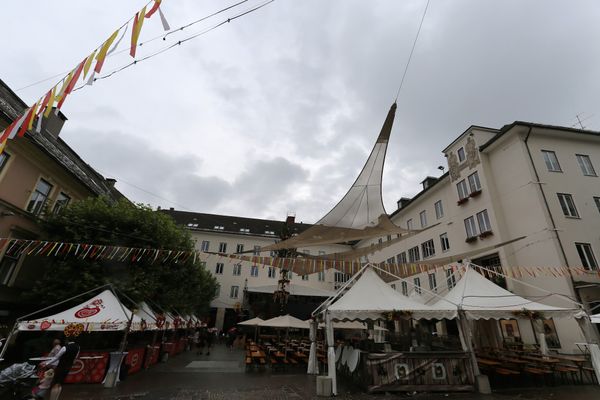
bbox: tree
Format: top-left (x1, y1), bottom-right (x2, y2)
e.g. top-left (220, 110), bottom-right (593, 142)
top-left (25, 197), bottom-right (218, 315)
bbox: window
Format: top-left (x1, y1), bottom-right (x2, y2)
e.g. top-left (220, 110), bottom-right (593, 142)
top-left (27, 178), bottom-right (53, 215)
top-left (421, 239), bottom-right (435, 258)
top-left (265, 230), bottom-right (275, 235)
top-left (0, 253), bottom-right (19, 286)
top-left (396, 252), bottom-right (407, 264)
top-left (218, 242), bottom-right (227, 253)
top-left (457, 147), bottom-right (466, 162)
top-left (232, 263), bottom-right (241, 276)
top-left (468, 171), bottom-right (481, 193)
top-left (476, 209), bottom-right (492, 233)
top-left (391, 284), bottom-right (396, 290)
top-left (215, 263), bottom-right (224, 274)
top-left (428, 273), bottom-right (437, 291)
top-left (214, 225), bottom-right (224, 230)
top-left (401, 281), bottom-right (408, 296)
top-left (408, 246), bottom-right (420, 262)
top-left (575, 243), bottom-right (598, 271)
top-left (239, 228), bottom-right (250, 233)
top-left (302, 274), bottom-right (309, 281)
top-left (201, 241), bottom-right (210, 252)
top-left (594, 197), bottom-right (600, 214)
top-left (250, 265), bottom-right (258, 277)
top-left (215, 286), bottom-right (220, 297)
top-left (52, 192), bottom-right (70, 214)
top-left (414, 277), bottom-right (421, 294)
top-left (557, 193), bottom-right (579, 218)
top-left (446, 269), bottom-right (456, 289)
top-left (434, 200), bottom-right (444, 219)
top-left (387, 257), bottom-right (394, 265)
top-left (407, 219), bottom-right (413, 230)
top-left (318, 270), bottom-right (325, 281)
top-left (440, 233), bottom-right (450, 252)
top-left (270, 250), bottom-right (277, 257)
top-left (576, 154), bottom-right (597, 176)
top-left (464, 216), bottom-right (477, 238)
top-left (419, 210), bottom-right (427, 228)
top-left (230, 286), bottom-right (239, 298)
top-left (236, 244), bottom-right (244, 253)
top-left (457, 180), bottom-right (469, 200)
top-left (334, 272), bottom-right (350, 286)
top-left (253, 245), bottom-right (260, 256)
top-left (268, 267), bottom-right (276, 278)
top-left (541, 150), bottom-right (561, 172)
top-left (0, 152), bottom-right (10, 174)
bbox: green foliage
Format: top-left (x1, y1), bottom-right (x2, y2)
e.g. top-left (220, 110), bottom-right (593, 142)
top-left (25, 197), bottom-right (218, 315)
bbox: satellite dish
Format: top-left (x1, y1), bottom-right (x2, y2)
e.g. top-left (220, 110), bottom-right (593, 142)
top-left (347, 349), bottom-right (360, 373)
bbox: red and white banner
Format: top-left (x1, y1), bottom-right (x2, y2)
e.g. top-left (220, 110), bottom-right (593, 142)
top-left (64, 351), bottom-right (109, 384)
top-left (124, 347), bottom-right (146, 375)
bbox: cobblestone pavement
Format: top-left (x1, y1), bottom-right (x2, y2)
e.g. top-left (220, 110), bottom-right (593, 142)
top-left (61, 344), bottom-right (600, 400)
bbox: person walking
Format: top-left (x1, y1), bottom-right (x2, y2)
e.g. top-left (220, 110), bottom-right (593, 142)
top-left (205, 330), bottom-right (214, 356)
top-left (43, 340), bottom-right (80, 400)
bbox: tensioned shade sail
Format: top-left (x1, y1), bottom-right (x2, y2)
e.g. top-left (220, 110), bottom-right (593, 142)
top-left (238, 317), bottom-right (264, 326)
top-left (258, 314), bottom-right (309, 329)
top-left (18, 290), bottom-right (132, 332)
top-left (435, 267), bottom-right (583, 320)
top-left (327, 267), bottom-right (456, 321)
top-left (261, 103), bottom-right (409, 252)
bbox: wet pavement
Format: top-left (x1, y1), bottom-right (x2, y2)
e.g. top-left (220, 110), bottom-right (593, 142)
top-left (61, 344), bottom-right (600, 400)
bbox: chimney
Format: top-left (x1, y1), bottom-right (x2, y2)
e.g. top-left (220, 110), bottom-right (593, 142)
top-left (105, 178), bottom-right (116, 188)
top-left (397, 197), bottom-right (411, 210)
top-left (169, 207), bottom-right (174, 211)
top-left (41, 108), bottom-right (67, 138)
top-left (420, 176), bottom-right (438, 190)
top-left (286, 214), bottom-right (295, 225)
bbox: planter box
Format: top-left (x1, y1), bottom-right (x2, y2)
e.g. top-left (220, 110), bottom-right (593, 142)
top-left (465, 236), bottom-right (478, 243)
top-left (469, 190), bottom-right (482, 198)
top-left (479, 231), bottom-right (493, 239)
top-left (457, 198), bottom-right (469, 206)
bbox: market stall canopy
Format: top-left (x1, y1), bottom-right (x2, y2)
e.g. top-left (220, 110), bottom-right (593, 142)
top-left (592, 314), bottom-right (600, 324)
top-left (326, 267), bottom-right (456, 321)
top-left (435, 267), bottom-right (584, 320)
top-left (238, 317), bottom-right (264, 326)
top-left (246, 284), bottom-right (335, 298)
top-left (18, 289), bottom-right (132, 332)
top-left (131, 301), bottom-right (158, 331)
top-left (258, 315), bottom-right (309, 329)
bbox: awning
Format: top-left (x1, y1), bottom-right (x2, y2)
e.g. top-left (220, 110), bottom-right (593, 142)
top-left (238, 317), bottom-right (264, 326)
top-left (258, 315), bottom-right (309, 329)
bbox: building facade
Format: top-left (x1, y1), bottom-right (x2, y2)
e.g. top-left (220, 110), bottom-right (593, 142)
top-left (357, 122), bottom-right (599, 352)
top-left (0, 79), bottom-right (124, 324)
top-left (160, 209), bottom-right (350, 330)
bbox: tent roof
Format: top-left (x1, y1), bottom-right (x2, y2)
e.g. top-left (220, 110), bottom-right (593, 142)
top-left (258, 314), bottom-right (309, 329)
top-left (238, 317), bottom-right (264, 326)
top-left (436, 267), bottom-right (582, 320)
top-left (246, 284), bottom-right (335, 298)
top-left (326, 267), bottom-right (456, 321)
top-left (318, 320), bottom-right (367, 330)
top-left (18, 289), bottom-right (132, 332)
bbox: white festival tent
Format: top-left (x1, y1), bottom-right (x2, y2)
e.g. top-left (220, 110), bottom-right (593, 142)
top-left (238, 317), bottom-right (264, 326)
top-left (18, 289), bottom-right (136, 332)
top-left (258, 314), bottom-right (309, 330)
top-left (434, 267), bottom-right (584, 320)
top-left (132, 301), bottom-right (159, 331)
top-left (318, 321), bottom-right (367, 330)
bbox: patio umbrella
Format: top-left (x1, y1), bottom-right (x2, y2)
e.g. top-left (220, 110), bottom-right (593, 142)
top-left (238, 317), bottom-right (264, 340)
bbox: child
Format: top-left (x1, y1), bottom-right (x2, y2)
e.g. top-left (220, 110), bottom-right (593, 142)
top-left (32, 368), bottom-right (54, 399)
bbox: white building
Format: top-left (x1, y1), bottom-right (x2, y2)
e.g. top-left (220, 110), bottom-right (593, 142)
top-left (160, 210), bottom-right (350, 330)
top-left (359, 121), bottom-right (599, 352)
top-left (162, 121), bottom-right (599, 350)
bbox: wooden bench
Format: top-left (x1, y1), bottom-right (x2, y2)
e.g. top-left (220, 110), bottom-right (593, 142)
top-left (495, 367), bottom-right (520, 375)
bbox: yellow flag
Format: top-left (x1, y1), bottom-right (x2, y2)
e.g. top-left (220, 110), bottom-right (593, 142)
top-left (95, 30), bottom-right (120, 73)
top-left (83, 49), bottom-right (97, 79)
top-left (27, 102), bottom-right (39, 130)
top-left (43, 86), bottom-right (57, 118)
top-left (55, 71), bottom-right (74, 103)
top-left (130, 6), bottom-right (147, 57)
top-left (0, 137), bottom-right (7, 155)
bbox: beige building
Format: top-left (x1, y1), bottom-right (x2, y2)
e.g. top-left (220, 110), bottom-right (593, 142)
top-left (0, 79), bottom-right (124, 324)
top-left (359, 122), bottom-right (599, 352)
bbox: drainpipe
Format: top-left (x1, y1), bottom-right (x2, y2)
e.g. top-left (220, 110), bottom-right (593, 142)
top-left (522, 127), bottom-right (579, 296)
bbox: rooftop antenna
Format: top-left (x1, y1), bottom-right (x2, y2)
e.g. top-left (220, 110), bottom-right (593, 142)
top-left (571, 113), bottom-right (594, 130)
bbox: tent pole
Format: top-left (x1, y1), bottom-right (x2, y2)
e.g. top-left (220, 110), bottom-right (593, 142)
top-left (325, 311), bottom-right (337, 396)
top-left (0, 321), bottom-right (18, 360)
top-left (307, 318), bottom-right (319, 374)
top-left (457, 310), bottom-right (491, 393)
top-left (576, 316), bottom-right (600, 384)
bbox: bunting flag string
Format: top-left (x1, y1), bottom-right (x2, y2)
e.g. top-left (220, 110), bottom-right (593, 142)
top-left (1, 238), bottom-right (599, 280)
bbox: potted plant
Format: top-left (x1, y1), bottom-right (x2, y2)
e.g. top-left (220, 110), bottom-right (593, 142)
top-left (457, 197), bottom-right (469, 205)
top-left (465, 236), bottom-right (477, 243)
top-left (469, 190), bottom-right (482, 198)
top-left (479, 230), bottom-right (493, 239)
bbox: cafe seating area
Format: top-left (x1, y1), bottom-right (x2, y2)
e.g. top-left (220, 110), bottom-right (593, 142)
top-left (244, 338), bottom-right (324, 371)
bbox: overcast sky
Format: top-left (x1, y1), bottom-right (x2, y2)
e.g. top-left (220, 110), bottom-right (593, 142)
top-left (3, 0), bottom-right (600, 223)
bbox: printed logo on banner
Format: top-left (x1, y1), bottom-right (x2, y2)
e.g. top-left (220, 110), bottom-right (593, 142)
top-left (74, 298), bottom-right (104, 318)
top-left (68, 359), bottom-right (85, 375)
top-left (40, 320), bottom-right (52, 331)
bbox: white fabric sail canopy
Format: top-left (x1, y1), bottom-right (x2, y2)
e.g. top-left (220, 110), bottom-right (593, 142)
top-left (18, 289), bottom-right (133, 332)
top-left (592, 313), bottom-right (600, 324)
top-left (435, 267), bottom-right (583, 320)
top-left (326, 267), bottom-right (456, 321)
top-left (258, 315), bottom-right (309, 329)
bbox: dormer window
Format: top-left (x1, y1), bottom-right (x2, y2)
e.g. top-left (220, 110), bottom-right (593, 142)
top-left (214, 225), bottom-right (224, 230)
top-left (239, 228), bottom-right (250, 233)
top-left (457, 147), bottom-right (466, 163)
top-left (265, 230), bottom-right (275, 235)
